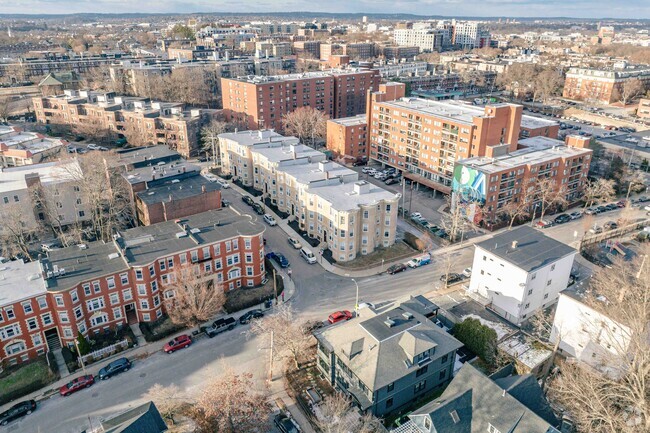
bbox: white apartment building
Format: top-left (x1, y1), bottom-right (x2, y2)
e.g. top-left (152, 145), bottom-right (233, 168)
top-left (452, 21), bottom-right (491, 49)
top-left (218, 130), bottom-right (400, 261)
top-left (0, 125), bottom-right (67, 168)
top-left (467, 226), bottom-right (576, 325)
top-left (551, 294), bottom-right (631, 378)
top-left (0, 159), bottom-right (91, 230)
top-left (394, 29), bottom-right (445, 52)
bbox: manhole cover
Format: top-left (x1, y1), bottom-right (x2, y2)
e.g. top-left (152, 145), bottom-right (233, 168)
top-left (139, 373), bottom-right (146, 378)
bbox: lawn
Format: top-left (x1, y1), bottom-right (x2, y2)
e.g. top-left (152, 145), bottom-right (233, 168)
top-left (0, 358), bottom-right (58, 405)
top-left (332, 241), bottom-right (416, 270)
top-left (224, 273), bottom-right (284, 314)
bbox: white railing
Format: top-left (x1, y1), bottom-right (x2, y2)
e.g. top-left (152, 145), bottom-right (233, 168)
top-left (79, 339), bottom-right (129, 366)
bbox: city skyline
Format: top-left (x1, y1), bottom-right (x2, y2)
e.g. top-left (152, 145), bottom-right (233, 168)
top-left (0, 0), bottom-right (649, 19)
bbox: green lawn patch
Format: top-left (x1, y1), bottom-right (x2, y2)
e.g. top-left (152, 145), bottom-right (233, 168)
top-left (333, 241), bottom-right (416, 270)
top-left (0, 358), bottom-right (58, 405)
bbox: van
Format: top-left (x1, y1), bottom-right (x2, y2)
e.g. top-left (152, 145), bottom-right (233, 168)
top-left (300, 247), bottom-right (317, 264)
top-left (407, 253), bottom-right (431, 268)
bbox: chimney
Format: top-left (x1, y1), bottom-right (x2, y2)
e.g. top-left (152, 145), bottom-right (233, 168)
top-left (511, 240), bottom-right (518, 249)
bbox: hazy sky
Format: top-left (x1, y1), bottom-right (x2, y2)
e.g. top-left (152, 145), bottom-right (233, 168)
top-left (0, 0), bottom-right (648, 19)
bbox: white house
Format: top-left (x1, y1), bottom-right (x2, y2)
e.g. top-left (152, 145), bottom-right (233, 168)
top-left (467, 226), bottom-right (576, 325)
top-left (551, 293), bottom-right (631, 377)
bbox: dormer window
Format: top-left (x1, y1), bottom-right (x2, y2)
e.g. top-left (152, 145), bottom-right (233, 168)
top-left (416, 350), bottom-right (431, 364)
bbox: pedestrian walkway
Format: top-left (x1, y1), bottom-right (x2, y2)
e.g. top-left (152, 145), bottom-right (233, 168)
top-left (129, 323), bottom-right (147, 346)
top-left (269, 377), bottom-right (317, 433)
top-left (50, 349), bottom-right (70, 379)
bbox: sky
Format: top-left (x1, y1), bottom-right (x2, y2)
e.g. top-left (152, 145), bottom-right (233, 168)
top-left (0, 0), bottom-right (648, 19)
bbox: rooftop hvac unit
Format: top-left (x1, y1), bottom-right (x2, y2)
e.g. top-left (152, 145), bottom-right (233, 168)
top-left (108, 253), bottom-right (121, 260)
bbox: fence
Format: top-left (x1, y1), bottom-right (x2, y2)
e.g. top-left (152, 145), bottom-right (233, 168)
top-left (578, 219), bottom-right (649, 251)
top-left (79, 339), bottom-right (129, 366)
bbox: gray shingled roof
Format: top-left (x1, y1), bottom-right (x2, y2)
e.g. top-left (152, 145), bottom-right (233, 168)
top-left (475, 225), bottom-right (575, 272)
top-left (101, 401), bottom-right (167, 433)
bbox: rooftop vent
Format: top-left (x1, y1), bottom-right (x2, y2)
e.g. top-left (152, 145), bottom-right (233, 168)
top-left (190, 228), bottom-right (201, 234)
top-left (450, 410), bottom-right (460, 424)
top-left (108, 253), bottom-right (120, 260)
top-left (176, 232), bottom-right (188, 238)
top-left (402, 312), bottom-right (414, 320)
top-left (78, 244), bottom-right (87, 250)
top-left (511, 240), bottom-right (518, 249)
top-left (384, 317), bottom-right (396, 328)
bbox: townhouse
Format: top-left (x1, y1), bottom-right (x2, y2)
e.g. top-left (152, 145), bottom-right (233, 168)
top-left (0, 208), bottom-right (265, 366)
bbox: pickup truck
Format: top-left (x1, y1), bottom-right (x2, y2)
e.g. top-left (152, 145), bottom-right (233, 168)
top-left (202, 317), bottom-right (237, 338)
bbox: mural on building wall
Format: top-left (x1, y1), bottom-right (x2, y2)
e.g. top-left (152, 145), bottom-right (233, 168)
top-left (452, 165), bottom-right (486, 203)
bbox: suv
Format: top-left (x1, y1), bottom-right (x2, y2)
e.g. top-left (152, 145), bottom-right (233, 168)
top-left (252, 203), bottom-right (265, 215)
top-left (242, 196), bottom-right (255, 206)
top-left (98, 357), bottom-right (132, 380)
top-left (263, 214), bottom-right (277, 226)
top-left (239, 309), bottom-right (264, 324)
top-left (0, 400), bottom-right (36, 426)
top-left (274, 414), bottom-right (299, 433)
top-left (204, 317), bottom-right (237, 337)
top-left (440, 273), bottom-right (462, 284)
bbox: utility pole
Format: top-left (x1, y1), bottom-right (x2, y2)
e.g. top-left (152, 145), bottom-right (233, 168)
top-left (352, 278), bottom-right (359, 315)
top-left (401, 178), bottom-right (406, 217)
top-left (74, 338), bottom-right (87, 375)
top-left (273, 268), bottom-right (277, 305)
top-left (268, 330), bottom-right (274, 382)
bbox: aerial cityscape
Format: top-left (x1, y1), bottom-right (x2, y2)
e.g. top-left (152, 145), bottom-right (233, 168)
top-left (0, 3), bottom-right (648, 433)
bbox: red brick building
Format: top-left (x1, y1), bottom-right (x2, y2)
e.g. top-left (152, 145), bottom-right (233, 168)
top-left (0, 209), bottom-right (265, 366)
top-left (221, 69), bottom-right (380, 131)
top-left (326, 114), bottom-right (368, 162)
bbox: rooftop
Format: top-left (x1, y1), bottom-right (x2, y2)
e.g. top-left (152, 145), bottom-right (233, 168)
top-left (328, 114), bottom-right (367, 127)
top-left (219, 129), bottom-right (298, 148)
top-left (228, 68), bottom-right (371, 84)
top-left (520, 114), bottom-right (559, 130)
top-left (0, 159), bottom-right (82, 193)
top-left (253, 142), bottom-right (324, 164)
top-left (281, 160), bottom-right (357, 185)
top-left (136, 174), bottom-right (221, 205)
top-left (475, 225), bottom-right (576, 273)
top-left (114, 145), bottom-right (181, 168)
top-left (123, 161), bottom-right (201, 185)
top-left (0, 259), bottom-right (46, 307)
top-left (0, 126), bottom-right (67, 155)
top-left (498, 331), bottom-right (553, 370)
top-left (310, 180), bottom-right (399, 212)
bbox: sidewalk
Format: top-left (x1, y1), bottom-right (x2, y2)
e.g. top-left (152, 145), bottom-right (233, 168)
top-left (269, 377), bottom-right (317, 433)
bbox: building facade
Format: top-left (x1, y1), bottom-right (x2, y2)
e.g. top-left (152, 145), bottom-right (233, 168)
top-left (32, 90), bottom-right (218, 157)
top-left (638, 98), bottom-right (650, 118)
top-left (467, 226), bottom-right (576, 325)
top-left (452, 21), bottom-right (491, 49)
top-left (0, 209), bottom-right (265, 366)
top-left (326, 114), bottom-right (368, 161)
top-left (562, 66), bottom-right (650, 105)
top-left (221, 69), bottom-right (380, 131)
top-left (0, 126), bottom-right (67, 168)
top-left (394, 29), bottom-right (445, 52)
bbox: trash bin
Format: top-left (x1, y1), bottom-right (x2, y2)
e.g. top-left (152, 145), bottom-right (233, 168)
top-left (264, 299), bottom-right (273, 309)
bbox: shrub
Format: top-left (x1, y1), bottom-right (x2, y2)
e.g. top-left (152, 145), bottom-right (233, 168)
top-left (452, 318), bottom-right (498, 365)
top-left (139, 315), bottom-right (186, 343)
top-left (61, 346), bottom-right (80, 373)
top-left (404, 232), bottom-right (426, 251)
top-left (76, 332), bottom-right (92, 356)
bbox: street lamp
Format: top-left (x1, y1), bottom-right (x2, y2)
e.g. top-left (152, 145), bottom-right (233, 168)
top-left (351, 278), bottom-right (359, 315)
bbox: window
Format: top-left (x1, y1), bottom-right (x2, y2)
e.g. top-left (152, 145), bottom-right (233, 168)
top-left (528, 289), bottom-right (533, 295)
top-left (78, 323), bottom-right (86, 334)
top-left (551, 264), bottom-right (556, 271)
top-left (524, 303), bottom-right (530, 309)
top-left (151, 281), bottom-right (158, 293)
top-left (179, 254), bottom-right (187, 265)
top-left (416, 365), bottom-right (428, 377)
top-left (5, 341), bottom-right (26, 355)
top-left (37, 296), bottom-right (47, 309)
top-left (441, 354), bottom-right (448, 363)
top-left (159, 259), bottom-right (166, 271)
top-left (244, 238), bottom-right (251, 249)
top-left (113, 307), bottom-right (122, 319)
top-left (93, 281), bottom-right (101, 293)
top-left (41, 313), bottom-right (52, 326)
top-left (215, 259), bottom-right (223, 270)
top-left (74, 306), bottom-right (82, 319)
top-left (90, 314), bottom-right (108, 328)
top-left (245, 253), bottom-right (253, 263)
top-left (143, 313), bottom-right (151, 322)
top-left (120, 273), bottom-right (129, 285)
top-left (27, 318), bottom-right (38, 330)
top-left (153, 296), bottom-right (160, 307)
top-left (22, 301), bottom-right (33, 314)
top-left (59, 311), bottom-right (69, 323)
top-left (55, 296), bottom-right (64, 307)
top-left (439, 369), bottom-right (447, 380)
top-left (544, 293), bottom-right (549, 299)
top-left (137, 284), bottom-right (147, 296)
top-left (135, 269), bottom-right (143, 280)
top-left (83, 284), bottom-right (91, 296)
top-left (202, 247), bottom-right (211, 259)
top-left (5, 307), bottom-right (14, 319)
top-left (167, 257), bottom-right (174, 269)
top-left (387, 382), bottom-right (394, 392)
top-left (414, 380), bottom-right (426, 393)
top-left (246, 266), bottom-right (254, 276)
top-left (140, 300), bottom-right (149, 310)
top-left (0, 324), bottom-right (21, 340)
top-left (123, 289), bottom-right (133, 301)
top-left (191, 250), bottom-right (198, 263)
top-left (32, 333), bottom-right (43, 347)
top-left (109, 293), bottom-right (119, 305)
top-left (547, 279), bottom-right (552, 286)
top-left (107, 276), bottom-right (116, 290)
top-left (149, 265), bottom-right (155, 277)
top-left (86, 297), bottom-right (105, 311)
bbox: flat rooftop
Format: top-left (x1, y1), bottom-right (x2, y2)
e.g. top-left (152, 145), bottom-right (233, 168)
top-left (310, 180), bottom-right (398, 211)
top-left (328, 114), bottom-right (367, 127)
top-left (136, 174), bottom-right (221, 205)
top-left (280, 161), bottom-right (357, 185)
top-left (219, 130), bottom-right (298, 148)
top-left (115, 146), bottom-right (181, 167)
top-left (229, 68), bottom-right (371, 83)
top-left (43, 208), bottom-right (264, 291)
top-left (379, 98), bottom-right (485, 125)
top-left (0, 159), bottom-right (81, 193)
top-left (253, 142), bottom-right (324, 163)
top-left (123, 161), bottom-right (201, 184)
top-left (476, 225), bottom-right (576, 272)
top-left (520, 114), bottom-right (558, 130)
top-left (0, 259), bottom-right (46, 307)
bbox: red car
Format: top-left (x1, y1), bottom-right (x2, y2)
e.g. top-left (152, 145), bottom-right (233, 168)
top-left (328, 310), bottom-right (353, 324)
top-left (59, 375), bottom-right (95, 396)
top-left (163, 334), bottom-right (192, 353)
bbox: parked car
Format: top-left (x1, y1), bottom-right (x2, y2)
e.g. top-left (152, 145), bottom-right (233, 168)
top-left (252, 203), bottom-right (265, 215)
top-left (163, 334), bottom-right (192, 353)
top-left (288, 237), bottom-right (302, 249)
top-left (0, 400), bottom-right (36, 425)
top-left (263, 214), bottom-right (277, 226)
top-left (410, 212), bottom-right (422, 220)
top-left (239, 309), bottom-right (264, 324)
top-left (604, 221), bottom-right (618, 230)
top-left (87, 143), bottom-right (101, 150)
top-left (242, 196), bottom-right (255, 206)
top-left (554, 214), bottom-right (572, 224)
top-left (216, 179), bottom-right (230, 188)
top-left (352, 160), bottom-right (367, 167)
top-left (266, 252), bottom-right (290, 268)
top-left (358, 302), bottom-right (375, 310)
top-left (440, 273), bottom-right (462, 284)
top-left (386, 263), bottom-right (407, 275)
top-left (203, 173), bottom-right (217, 182)
top-left (98, 357), bottom-right (131, 380)
top-left (204, 317), bottom-right (237, 337)
top-left (384, 177), bottom-right (399, 185)
top-left (60, 375), bottom-right (95, 396)
top-left (66, 144), bottom-right (77, 153)
top-left (299, 247), bottom-right (317, 264)
top-left (328, 310), bottom-right (352, 324)
top-left (589, 225), bottom-right (603, 234)
top-left (605, 203), bottom-right (618, 211)
top-left (616, 200), bottom-right (628, 208)
top-left (40, 240), bottom-right (62, 252)
top-left (462, 267), bottom-right (472, 278)
top-left (407, 253), bottom-right (431, 268)
top-left (274, 414), bottom-right (300, 433)
top-left (569, 211), bottom-right (583, 220)
top-left (361, 167), bottom-right (374, 174)
top-left (535, 220), bottom-right (553, 229)
top-left (596, 205), bottom-right (607, 213)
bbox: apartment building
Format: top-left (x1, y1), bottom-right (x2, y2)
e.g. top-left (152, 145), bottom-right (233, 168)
top-left (382, 46), bottom-right (420, 61)
top-left (452, 21), bottom-right (491, 49)
top-left (292, 41), bottom-right (321, 59)
top-left (563, 66), bottom-right (650, 105)
top-left (0, 159), bottom-right (92, 231)
top-left (219, 130), bottom-right (399, 260)
top-left (467, 226), bottom-right (577, 325)
top-left (342, 43), bottom-right (376, 60)
top-left (32, 90), bottom-right (218, 157)
top-left (452, 135), bottom-right (592, 225)
top-left (638, 98), bottom-right (650, 118)
top-left (0, 125), bottom-right (67, 167)
top-left (394, 29), bottom-right (445, 52)
top-left (372, 61), bottom-right (429, 78)
top-left (368, 97), bottom-right (525, 193)
top-left (0, 209), bottom-right (265, 366)
top-left (326, 114), bottom-right (368, 161)
top-left (221, 69), bottom-right (380, 131)
top-left (315, 297), bottom-right (463, 416)
top-left (254, 23), bottom-right (299, 35)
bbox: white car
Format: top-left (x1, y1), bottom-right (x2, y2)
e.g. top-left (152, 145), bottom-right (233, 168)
top-left (462, 267), bottom-right (472, 278)
top-left (263, 214), bottom-right (277, 226)
top-left (624, 137), bottom-right (638, 143)
top-left (216, 179), bottom-right (229, 188)
top-left (362, 167), bottom-right (375, 174)
top-left (642, 136), bottom-right (650, 142)
top-left (203, 174), bottom-right (217, 182)
top-left (87, 144), bottom-right (100, 150)
top-left (288, 237), bottom-right (302, 249)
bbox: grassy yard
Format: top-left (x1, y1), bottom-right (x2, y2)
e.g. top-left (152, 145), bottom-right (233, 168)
top-left (334, 241), bottom-right (416, 270)
top-left (0, 358), bottom-right (58, 405)
top-left (224, 276), bottom-right (283, 314)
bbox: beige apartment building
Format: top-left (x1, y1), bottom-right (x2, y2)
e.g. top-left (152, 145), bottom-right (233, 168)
top-left (219, 130), bottom-right (399, 261)
top-left (32, 90), bottom-right (218, 157)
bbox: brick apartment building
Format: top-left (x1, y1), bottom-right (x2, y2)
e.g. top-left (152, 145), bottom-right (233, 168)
top-left (381, 46), bottom-right (420, 60)
top-left (0, 209), bottom-right (265, 366)
top-left (563, 66), bottom-right (650, 105)
top-left (219, 130), bottom-right (399, 261)
top-left (326, 114), bottom-right (368, 162)
top-left (638, 98), bottom-right (650, 118)
top-left (0, 125), bottom-right (67, 168)
top-left (32, 90), bottom-right (219, 157)
top-left (221, 69), bottom-right (380, 131)
top-left (292, 41), bottom-right (321, 59)
top-left (452, 135), bottom-right (592, 225)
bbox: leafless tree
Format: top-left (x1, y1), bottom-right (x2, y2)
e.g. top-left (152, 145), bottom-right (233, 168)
top-left (531, 177), bottom-right (567, 223)
top-left (614, 78), bottom-right (645, 106)
top-left (0, 205), bottom-right (38, 260)
top-left (190, 367), bottom-right (271, 433)
top-left (548, 249), bottom-right (650, 433)
top-left (163, 265), bottom-right (225, 331)
top-left (72, 121), bottom-right (113, 144)
top-left (282, 107), bottom-right (328, 147)
top-left (535, 68), bottom-right (564, 104)
top-left (201, 120), bottom-right (229, 164)
top-left (248, 304), bottom-right (314, 371)
top-left (142, 383), bottom-right (186, 425)
top-left (440, 195), bottom-right (474, 243)
top-left (0, 96), bottom-right (11, 123)
top-left (121, 119), bottom-right (152, 148)
top-left (582, 178), bottom-right (616, 208)
top-left (315, 393), bottom-right (383, 433)
top-left (497, 199), bottom-right (531, 229)
top-left (79, 66), bottom-right (112, 91)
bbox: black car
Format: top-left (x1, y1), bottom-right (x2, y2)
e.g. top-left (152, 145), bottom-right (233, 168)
top-left (0, 400), bottom-right (36, 426)
top-left (221, 199), bottom-right (231, 207)
top-left (387, 263), bottom-right (407, 275)
top-left (252, 203), bottom-right (265, 215)
top-left (274, 414), bottom-right (299, 433)
top-left (352, 160), bottom-right (367, 167)
top-left (239, 309), bottom-right (264, 324)
top-left (605, 203), bottom-right (617, 211)
top-left (554, 214), bottom-right (572, 224)
top-left (440, 273), bottom-right (462, 284)
top-left (98, 357), bottom-right (132, 380)
top-left (595, 206), bottom-right (607, 213)
top-left (242, 196), bottom-right (255, 206)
